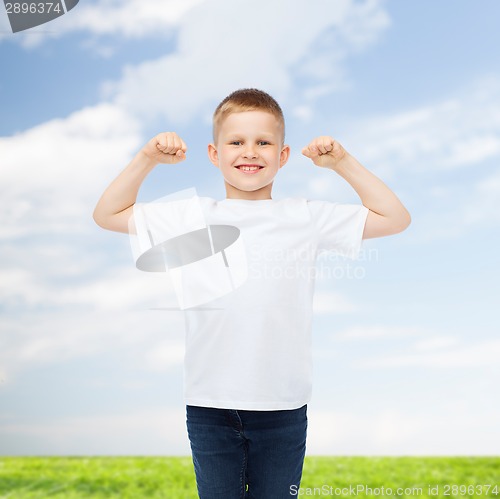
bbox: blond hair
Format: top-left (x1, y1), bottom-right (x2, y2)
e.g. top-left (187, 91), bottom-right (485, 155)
top-left (213, 88), bottom-right (285, 144)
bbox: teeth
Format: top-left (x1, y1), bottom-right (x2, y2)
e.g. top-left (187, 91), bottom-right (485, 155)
top-left (240, 166), bottom-right (260, 171)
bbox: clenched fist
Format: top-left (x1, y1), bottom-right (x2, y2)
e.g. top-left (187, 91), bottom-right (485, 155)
top-left (302, 136), bottom-right (347, 169)
top-left (142, 132), bottom-right (187, 165)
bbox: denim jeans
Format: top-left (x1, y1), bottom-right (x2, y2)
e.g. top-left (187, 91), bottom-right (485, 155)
top-left (186, 404), bottom-right (308, 498)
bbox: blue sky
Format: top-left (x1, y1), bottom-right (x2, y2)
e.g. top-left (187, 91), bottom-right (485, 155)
top-left (1, 0), bottom-right (499, 456)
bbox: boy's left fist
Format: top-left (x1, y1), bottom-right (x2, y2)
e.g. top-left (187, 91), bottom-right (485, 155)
top-left (302, 136), bottom-right (347, 169)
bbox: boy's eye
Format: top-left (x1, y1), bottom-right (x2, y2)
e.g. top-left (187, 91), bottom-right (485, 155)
top-left (231, 141), bottom-right (242, 146)
top-left (258, 141), bottom-right (270, 146)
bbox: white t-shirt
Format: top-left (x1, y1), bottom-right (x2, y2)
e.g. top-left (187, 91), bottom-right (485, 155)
top-left (133, 196), bottom-right (369, 411)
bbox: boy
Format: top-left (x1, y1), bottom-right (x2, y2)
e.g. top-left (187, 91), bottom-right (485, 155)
top-left (93, 89), bottom-right (411, 498)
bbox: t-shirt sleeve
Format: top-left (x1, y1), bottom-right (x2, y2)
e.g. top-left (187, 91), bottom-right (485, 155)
top-left (130, 197), bottom-right (208, 264)
top-left (307, 200), bottom-right (369, 259)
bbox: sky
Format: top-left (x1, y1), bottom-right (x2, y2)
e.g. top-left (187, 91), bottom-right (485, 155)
top-left (0, 0), bottom-right (499, 456)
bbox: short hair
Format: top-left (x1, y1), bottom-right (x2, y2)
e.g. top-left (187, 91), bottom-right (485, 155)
top-left (213, 88), bottom-right (285, 144)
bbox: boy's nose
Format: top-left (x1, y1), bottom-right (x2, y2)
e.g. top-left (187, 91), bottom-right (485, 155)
top-left (242, 147), bottom-right (258, 159)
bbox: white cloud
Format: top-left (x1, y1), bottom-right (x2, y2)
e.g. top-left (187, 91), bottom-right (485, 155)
top-left (292, 105), bottom-right (314, 124)
top-left (67, 0), bottom-right (205, 37)
top-left (329, 325), bottom-right (500, 370)
top-left (0, 103), bottom-right (142, 238)
top-left (342, 76), bottom-right (500, 177)
top-left (413, 336), bottom-right (459, 352)
top-left (0, 262), bottom-right (186, 380)
top-left (357, 339), bottom-right (500, 369)
top-left (107, 0), bottom-right (389, 125)
top-left (1, 0), bottom-right (206, 48)
top-left (2, 404), bottom-right (498, 456)
top-left (444, 135), bottom-right (500, 167)
top-left (462, 167), bottom-right (500, 226)
top-left (306, 410), bottom-right (423, 455)
top-left (313, 290), bottom-right (358, 314)
top-left (55, 268), bottom-right (178, 310)
top-left (144, 341), bottom-right (185, 372)
top-left (307, 407), bottom-right (500, 455)
top-left (319, 324), bottom-right (500, 371)
top-left (0, 306), bottom-right (185, 382)
top-left (0, 408), bottom-right (191, 455)
top-left (477, 168), bottom-right (500, 194)
top-left (335, 325), bottom-right (422, 341)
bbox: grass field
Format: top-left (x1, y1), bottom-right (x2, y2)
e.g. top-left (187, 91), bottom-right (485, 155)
top-left (0, 456), bottom-right (499, 498)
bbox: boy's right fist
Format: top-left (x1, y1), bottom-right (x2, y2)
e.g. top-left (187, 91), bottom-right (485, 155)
top-left (142, 132), bottom-right (187, 164)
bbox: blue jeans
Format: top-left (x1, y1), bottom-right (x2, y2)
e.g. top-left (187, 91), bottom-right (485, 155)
top-left (186, 404), bottom-right (308, 498)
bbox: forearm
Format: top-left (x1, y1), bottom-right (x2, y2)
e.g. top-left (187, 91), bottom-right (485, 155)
top-left (330, 153), bottom-right (411, 224)
top-left (93, 150), bottom-right (156, 228)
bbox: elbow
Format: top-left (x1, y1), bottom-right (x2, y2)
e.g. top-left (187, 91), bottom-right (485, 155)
top-left (385, 209), bottom-right (411, 236)
top-left (403, 208), bottom-right (412, 229)
top-left (394, 209), bottom-right (411, 234)
top-left (92, 208), bottom-right (108, 230)
top-left (92, 209), bottom-right (103, 228)
top-left (92, 207), bottom-right (132, 234)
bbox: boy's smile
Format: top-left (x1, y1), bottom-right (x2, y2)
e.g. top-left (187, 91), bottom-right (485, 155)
top-left (234, 164), bottom-right (264, 173)
top-left (208, 111), bottom-right (290, 199)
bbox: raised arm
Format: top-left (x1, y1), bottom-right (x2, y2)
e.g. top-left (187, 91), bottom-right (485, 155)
top-left (93, 132), bottom-right (187, 233)
top-left (302, 136), bottom-right (411, 239)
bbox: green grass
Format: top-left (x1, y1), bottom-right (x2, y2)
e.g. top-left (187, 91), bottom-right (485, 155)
top-left (0, 457), bottom-right (499, 498)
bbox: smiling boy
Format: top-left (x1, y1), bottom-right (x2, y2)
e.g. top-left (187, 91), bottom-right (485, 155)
top-left (93, 89), bottom-right (410, 498)
top-left (208, 99), bottom-right (289, 199)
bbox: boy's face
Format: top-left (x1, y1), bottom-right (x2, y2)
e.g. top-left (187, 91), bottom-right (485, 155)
top-left (208, 111), bottom-right (290, 199)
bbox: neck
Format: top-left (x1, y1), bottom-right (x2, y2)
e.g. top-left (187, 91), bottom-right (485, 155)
top-left (224, 182), bottom-right (273, 200)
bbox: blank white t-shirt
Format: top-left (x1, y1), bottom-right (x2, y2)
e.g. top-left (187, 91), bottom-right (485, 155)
top-left (133, 196), bottom-right (369, 411)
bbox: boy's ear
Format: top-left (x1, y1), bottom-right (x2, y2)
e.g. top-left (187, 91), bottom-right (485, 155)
top-left (208, 143), bottom-right (219, 167)
top-left (279, 145), bottom-right (291, 168)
